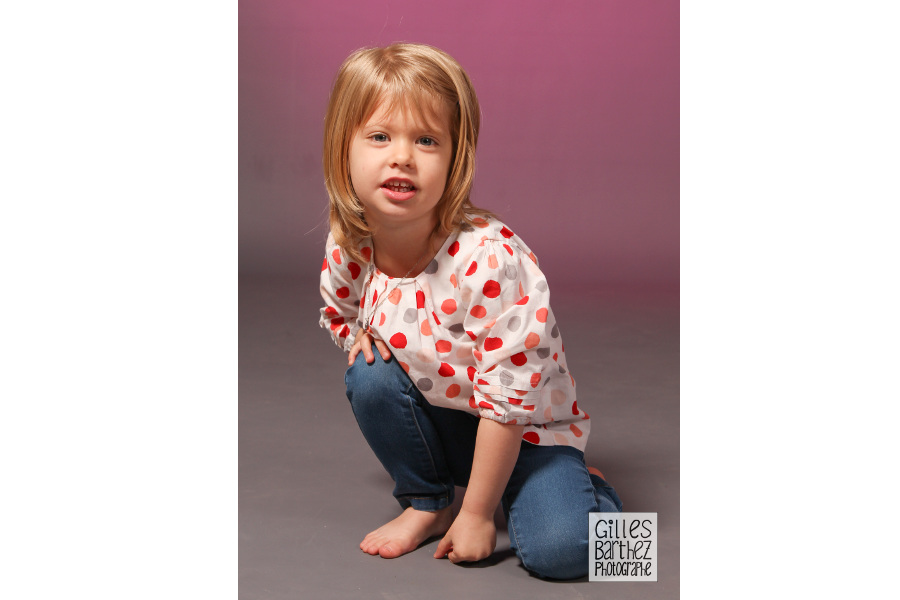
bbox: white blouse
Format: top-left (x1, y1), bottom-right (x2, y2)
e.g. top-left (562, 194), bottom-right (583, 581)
top-left (319, 217), bottom-right (590, 451)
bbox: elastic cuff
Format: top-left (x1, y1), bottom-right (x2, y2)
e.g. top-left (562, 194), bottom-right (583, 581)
top-left (398, 492), bottom-right (454, 512)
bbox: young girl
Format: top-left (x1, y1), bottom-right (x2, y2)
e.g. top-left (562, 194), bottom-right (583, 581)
top-left (318, 42), bottom-right (622, 580)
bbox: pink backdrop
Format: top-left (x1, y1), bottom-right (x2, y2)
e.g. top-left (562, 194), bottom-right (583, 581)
top-left (240, 0), bottom-right (679, 287)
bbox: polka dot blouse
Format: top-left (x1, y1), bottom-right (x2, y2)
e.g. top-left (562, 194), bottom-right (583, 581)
top-left (319, 217), bottom-right (590, 451)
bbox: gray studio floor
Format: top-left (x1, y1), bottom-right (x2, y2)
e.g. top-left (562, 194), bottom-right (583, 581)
top-left (240, 274), bottom-right (680, 599)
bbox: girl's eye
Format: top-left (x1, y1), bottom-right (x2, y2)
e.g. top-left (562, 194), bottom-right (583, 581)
top-left (418, 137), bottom-right (436, 147)
top-left (371, 133), bottom-right (388, 142)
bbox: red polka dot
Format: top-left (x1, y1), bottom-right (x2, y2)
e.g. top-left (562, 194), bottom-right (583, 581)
top-left (448, 241), bottom-right (460, 256)
top-left (530, 373), bottom-right (541, 388)
top-left (467, 366), bottom-right (476, 381)
top-left (519, 283), bottom-right (526, 298)
top-left (331, 249), bottom-right (342, 264)
top-left (441, 299), bottom-right (457, 314)
top-left (450, 273), bottom-right (458, 288)
top-left (432, 311), bottom-right (442, 325)
top-left (398, 361), bottom-right (410, 373)
top-left (503, 244), bottom-right (513, 256)
top-left (523, 431), bottom-right (540, 444)
top-left (572, 400), bottom-right (579, 415)
top-left (324, 306), bottom-right (338, 317)
top-left (500, 226), bottom-right (514, 238)
top-left (438, 363), bottom-right (455, 377)
top-left (330, 317), bottom-right (345, 328)
top-left (522, 404), bottom-right (535, 411)
top-left (416, 290), bottom-right (425, 308)
top-left (389, 333), bottom-right (407, 348)
top-left (470, 305), bottom-right (486, 318)
top-left (446, 384), bottom-right (461, 398)
top-left (361, 247), bottom-right (372, 261)
top-left (321, 257), bottom-right (328, 271)
top-left (484, 364), bottom-right (497, 372)
top-left (466, 261), bottom-right (478, 276)
top-left (473, 217), bottom-right (489, 228)
top-left (336, 287), bottom-right (350, 299)
top-left (509, 396), bottom-right (523, 405)
top-left (528, 252), bottom-right (537, 263)
top-left (435, 340), bottom-right (452, 353)
top-left (372, 290), bottom-right (378, 305)
top-left (569, 424), bottom-right (583, 438)
top-left (483, 280), bottom-right (501, 298)
top-left (466, 330), bottom-right (477, 341)
top-left (348, 262), bottom-right (361, 279)
top-left (478, 401), bottom-right (493, 410)
top-left (516, 295), bottom-right (529, 306)
top-left (338, 325), bottom-right (349, 338)
top-left (553, 352), bottom-right (559, 361)
top-left (536, 307), bottom-right (548, 322)
top-left (484, 337), bottom-right (503, 351)
top-left (468, 396), bottom-right (478, 409)
top-left (525, 333), bottom-right (540, 348)
top-left (379, 313), bottom-right (386, 326)
top-left (510, 352), bottom-right (527, 366)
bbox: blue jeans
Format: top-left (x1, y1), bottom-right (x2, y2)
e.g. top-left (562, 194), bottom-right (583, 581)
top-left (345, 353), bottom-right (623, 580)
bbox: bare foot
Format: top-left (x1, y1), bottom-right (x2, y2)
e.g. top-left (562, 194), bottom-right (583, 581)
top-left (588, 466), bottom-right (606, 480)
top-left (360, 506), bottom-right (453, 559)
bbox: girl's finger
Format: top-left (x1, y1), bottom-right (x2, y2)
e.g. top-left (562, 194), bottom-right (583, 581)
top-left (373, 338), bottom-right (392, 360)
top-left (433, 535), bottom-right (451, 559)
top-left (348, 343), bottom-right (360, 365)
top-left (361, 333), bottom-right (375, 363)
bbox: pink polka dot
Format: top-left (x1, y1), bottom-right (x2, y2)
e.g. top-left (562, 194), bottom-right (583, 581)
top-left (523, 431), bottom-right (540, 444)
top-left (336, 287), bottom-right (350, 299)
top-left (473, 350), bottom-right (482, 361)
top-left (483, 280), bottom-right (501, 298)
top-left (484, 337), bottom-right (503, 351)
top-left (488, 254), bottom-right (498, 269)
top-left (446, 384), bottom-right (461, 398)
top-left (331, 249), bottom-right (342, 265)
top-left (472, 217), bottom-right (489, 228)
top-left (441, 299), bottom-right (457, 314)
top-left (389, 333), bottom-right (407, 348)
top-left (536, 308), bottom-right (548, 322)
top-left (388, 289), bottom-right (402, 304)
top-left (569, 424), bottom-right (583, 438)
top-left (420, 320), bottom-right (432, 335)
top-left (399, 361), bottom-right (410, 373)
top-left (470, 305), bottom-right (487, 318)
top-left (530, 373), bottom-right (542, 388)
top-left (435, 340), bottom-right (452, 353)
top-left (525, 333), bottom-right (540, 348)
top-left (510, 352), bottom-right (527, 366)
top-left (348, 262), bottom-right (361, 279)
top-left (450, 273), bottom-right (458, 288)
top-left (379, 313), bottom-right (386, 326)
top-left (438, 363), bottom-right (455, 377)
top-left (448, 241), bottom-right (460, 256)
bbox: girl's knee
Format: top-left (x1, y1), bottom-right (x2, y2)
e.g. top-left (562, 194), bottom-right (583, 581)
top-left (345, 353), bottom-right (411, 408)
top-left (521, 536), bottom-right (588, 580)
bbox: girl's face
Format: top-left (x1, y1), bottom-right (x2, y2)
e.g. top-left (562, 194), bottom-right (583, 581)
top-left (349, 99), bottom-right (453, 235)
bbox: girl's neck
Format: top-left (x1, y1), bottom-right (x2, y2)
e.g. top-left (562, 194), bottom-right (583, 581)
top-left (371, 223), bottom-right (448, 278)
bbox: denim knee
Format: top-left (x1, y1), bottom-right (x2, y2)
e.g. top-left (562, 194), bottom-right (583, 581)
top-left (519, 531), bottom-right (588, 580)
top-left (345, 353), bottom-right (413, 410)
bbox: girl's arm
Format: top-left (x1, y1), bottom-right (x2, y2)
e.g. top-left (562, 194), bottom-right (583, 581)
top-left (433, 418), bottom-right (524, 563)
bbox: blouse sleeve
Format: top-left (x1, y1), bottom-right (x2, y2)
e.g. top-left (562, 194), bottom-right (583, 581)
top-left (459, 236), bottom-right (555, 425)
top-left (318, 234), bottom-right (366, 352)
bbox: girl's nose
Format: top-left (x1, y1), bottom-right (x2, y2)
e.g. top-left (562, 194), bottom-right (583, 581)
top-left (389, 141), bottom-right (414, 168)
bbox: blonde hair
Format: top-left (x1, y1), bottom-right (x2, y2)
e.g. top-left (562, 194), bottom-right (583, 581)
top-left (323, 43), bottom-right (493, 263)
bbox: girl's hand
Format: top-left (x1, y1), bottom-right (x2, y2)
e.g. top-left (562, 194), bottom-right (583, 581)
top-left (348, 328), bottom-right (392, 365)
top-left (433, 508), bottom-right (497, 564)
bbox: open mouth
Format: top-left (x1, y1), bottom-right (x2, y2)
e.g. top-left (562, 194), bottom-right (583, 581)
top-left (382, 179), bottom-right (416, 193)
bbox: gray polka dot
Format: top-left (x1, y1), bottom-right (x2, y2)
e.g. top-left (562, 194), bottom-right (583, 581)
top-left (558, 364), bottom-right (567, 374)
top-left (356, 319), bottom-right (364, 329)
top-left (544, 377), bottom-right (551, 387)
top-left (448, 323), bottom-right (466, 339)
top-left (504, 264), bottom-right (518, 280)
top-left (460, 223), bottom-right (474, 232)
top-left (353, 300), bottom-right (360, 306)
top-left (417, 378), bottom-right (434, 392)
top-left (500, 370), bottom-right (515, 386)
top-left (536, 347), bottom-right (551, 359)
top-left (550, 324), bottom-right (559, 338)
top-left (403, 308), bottom-right (418, 323)
top-left (507, 316), bottom-right (522, 332)
top-left (536, 280), bottom-right (548, 292)
top-left (424, 260), bottom-right (439, 274)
